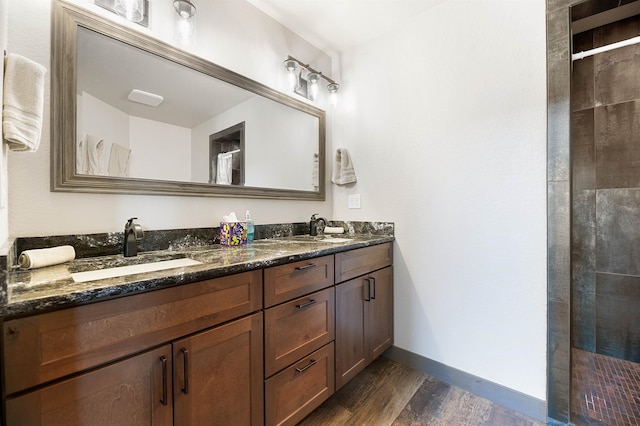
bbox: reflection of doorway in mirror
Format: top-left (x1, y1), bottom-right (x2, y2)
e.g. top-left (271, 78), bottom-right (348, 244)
top-left (209, 122), bottom-right (245, 186)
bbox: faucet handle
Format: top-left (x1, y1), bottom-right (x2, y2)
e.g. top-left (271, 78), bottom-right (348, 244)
top-left (311, 213), bottom-right (319, 221)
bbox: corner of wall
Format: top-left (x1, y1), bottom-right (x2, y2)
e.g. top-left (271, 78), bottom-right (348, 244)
top-left (0, 0), bottom-right (10, 246)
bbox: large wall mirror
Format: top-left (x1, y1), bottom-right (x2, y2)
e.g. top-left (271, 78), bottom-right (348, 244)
top-left (52, 1), bottom-right (326, 200)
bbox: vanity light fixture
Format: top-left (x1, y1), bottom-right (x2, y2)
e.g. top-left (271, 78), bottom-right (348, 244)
top-left (174, 0), bottom-right (197, 18)
top-left (114, 0), bottom-right (144, 22)
top-left (283, 55), bottom-right (340, 103)
top-left (95, 0), bottom-right (149, 26)
top-left (173, 0), bottom-right (197, 47)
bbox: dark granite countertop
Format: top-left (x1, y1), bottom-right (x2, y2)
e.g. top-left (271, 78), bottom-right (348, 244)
top-left (4, 234), bottom-right (394, 319)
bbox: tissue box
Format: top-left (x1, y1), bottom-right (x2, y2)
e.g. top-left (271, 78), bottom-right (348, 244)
top-left (220, 221), bottom-right (247, 246)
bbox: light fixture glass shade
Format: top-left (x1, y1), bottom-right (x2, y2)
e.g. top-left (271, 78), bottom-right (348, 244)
top-left (174, 0), bottom-right (197, 19)
top-left (307, 72), bottom-right (320, 100)
top-left (114, 0), bottom-right (144, 22)
top-left (173, 0), bottom-right (197, 47)
top-left (283, 59), bottom-right (297, 73)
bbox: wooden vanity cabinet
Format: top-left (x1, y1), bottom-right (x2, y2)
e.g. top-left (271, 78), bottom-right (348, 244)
top-left (263, 258), bottom-right (336, 426)
top-left (2, 271), bottom-right (264, 426)
top-left (335, 243), bottom-right (394, 390)
top-left (6, 344), bottom-right (174, 425)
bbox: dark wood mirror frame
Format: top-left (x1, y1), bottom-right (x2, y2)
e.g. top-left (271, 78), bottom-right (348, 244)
top-left (51, 1), bottom-right (326, 200)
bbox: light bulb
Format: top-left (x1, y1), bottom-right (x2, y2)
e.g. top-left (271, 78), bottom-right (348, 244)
top-left (308, 73), bottom-right (320, 101)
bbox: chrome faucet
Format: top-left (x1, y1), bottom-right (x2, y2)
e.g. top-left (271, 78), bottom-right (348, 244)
top-left (310, 213), bottom-right (327, 236)
top-left (124, 217), bottom-right (144, 257)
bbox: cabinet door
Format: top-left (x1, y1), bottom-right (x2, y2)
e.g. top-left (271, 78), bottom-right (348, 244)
top-left (5, 345), bottom-right (173, 426)
top-left (173, 312), bottom-right (263, 426)
top-left (367, 266), bottom-right (394, 360)
top-left (335, 266), bottom-right (394, 390)
top-left (335, 276), bottom-right (367, 390)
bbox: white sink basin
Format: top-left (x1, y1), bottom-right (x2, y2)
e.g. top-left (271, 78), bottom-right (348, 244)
top-left (71, 258), bottom-right (202, 283)
top-left (322, 237), bottom-right (352, 243)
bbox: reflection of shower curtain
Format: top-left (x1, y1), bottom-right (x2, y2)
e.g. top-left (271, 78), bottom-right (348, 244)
top-left (216, 152), bottom-right (232, 185)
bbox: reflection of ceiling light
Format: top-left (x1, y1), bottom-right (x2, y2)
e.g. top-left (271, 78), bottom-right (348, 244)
top-left (127, 89), bottom-right (164, 107)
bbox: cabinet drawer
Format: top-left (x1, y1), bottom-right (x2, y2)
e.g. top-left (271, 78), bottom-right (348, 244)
top-left (3, 270), bottom-right (262, 395)
top-left (335, 242), bottom-right (393, 283)
top-left (265, 342), bottom-right (334, 426)
top-left (264, 287), bottom-right (334, 377)
top-left (264, 255), bottom-right (334, 307)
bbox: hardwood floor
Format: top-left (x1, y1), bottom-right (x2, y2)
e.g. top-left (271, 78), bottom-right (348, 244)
top-left (299, 357), bottom-right (545, 426)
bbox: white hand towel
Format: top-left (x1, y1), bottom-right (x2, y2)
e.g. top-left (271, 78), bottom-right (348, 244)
top-left (76, 138), bottom-right (87, 174)
top-left (2, 54), bottom-right (47, 152)
top-left (324, 226), bottom-right (345, 234)
top-left (85, 134), bottom-right (105, 175)
top-left (312, 153), bottom-right (319, 189)
top-left (216, 152), bottom-right (233, 185)
top-left (108, 142), bottom-right (131, 177)
top-left (18, 245), bottom-right (76, 269)
top-left (331, 148), bottom-right (357, 185)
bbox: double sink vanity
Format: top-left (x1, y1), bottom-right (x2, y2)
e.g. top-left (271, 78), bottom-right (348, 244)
top-left (0, 224), bottom-right (394, 425)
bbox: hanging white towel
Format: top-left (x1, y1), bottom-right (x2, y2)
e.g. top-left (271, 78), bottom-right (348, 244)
top-left (84, 134), bottom-right (105, 175)
top-left (2, 53), bottom-right (47, 152)
top-left (108, 142), bottom-right (131, 177)
top-left (76, 138), bottom-right (87, 174)
top-left (312, 153), bottom-right (319, 189)
top-left (331, 148), bottom-right (357, 185)
top-left (216, 152), bottom-right (233, 185)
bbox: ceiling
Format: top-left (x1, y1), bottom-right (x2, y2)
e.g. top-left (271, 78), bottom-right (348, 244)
top-left (245, 0), bottom-right (447, 54)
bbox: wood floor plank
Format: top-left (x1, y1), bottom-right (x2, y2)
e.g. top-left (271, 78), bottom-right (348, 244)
top-left (300, 357), bottom-right (546, 426)
top-left (300, 356), bottom-right (426, 426)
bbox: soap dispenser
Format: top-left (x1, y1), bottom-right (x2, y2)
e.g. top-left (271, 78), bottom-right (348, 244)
top-left (245, 210), bottom-right (254, 243)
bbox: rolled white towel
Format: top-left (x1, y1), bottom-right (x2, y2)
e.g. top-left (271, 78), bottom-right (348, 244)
top-left (324, 226), bottom-right (345, 234)
top-left (18, 245), bottom-right (76, 269)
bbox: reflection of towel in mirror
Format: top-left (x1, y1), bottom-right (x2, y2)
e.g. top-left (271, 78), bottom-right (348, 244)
top-left (331, 148), bottom-right (357, 185)
top-left (312, 153), bottom-right (319, 189)
top-left (2, 54), bottom-right (47, 152)
top-left (76, 138), bottom-right (87, 174)
top-left (85, 134), bottom-right (105, 175)
top-left (216, 152), bottom-right (233, 185)
top-left (108, 143), bottom-right (131, 177)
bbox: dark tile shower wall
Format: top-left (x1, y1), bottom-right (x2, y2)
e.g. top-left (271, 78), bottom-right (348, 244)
top-left (572, 16), bottom-right (640, 363)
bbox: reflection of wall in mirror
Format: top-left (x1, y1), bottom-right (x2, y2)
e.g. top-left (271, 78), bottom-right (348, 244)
top-left (79, 91), bottom-right (192, 181)
top-left (78, 92), bottom-right (128, 175)
top-left (191, 96), bottom-right (318, 191)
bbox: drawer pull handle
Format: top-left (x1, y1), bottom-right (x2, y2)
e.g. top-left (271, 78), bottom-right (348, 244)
top-left (364, 278), bottom-right (371, 302)
top-left (296, 299), bottom-right (317, 310)
top-left (181, 348), bottom-right (189, 395)
top-left (295, 358), bottom-right (317, 373)
top-left (371, 277), bottom-right (376, 300)
top-left (160, 356), bottom-right (168, 406)
top-left (295, 263), bottom-right (317, 271)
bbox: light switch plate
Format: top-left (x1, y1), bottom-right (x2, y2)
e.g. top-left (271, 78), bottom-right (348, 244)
top-left (348, 194), bottom-right (361, 209)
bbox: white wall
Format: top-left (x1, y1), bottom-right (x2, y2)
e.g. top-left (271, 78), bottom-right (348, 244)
top-left (129, 116), bottom-right (192, 182)
top-left (332, 0), bottom-right (547, 400)
top-left (0, 0), bottom-right (8, 246)
top-left (192, 96), bottom-right (318, 190)
top-left (6, 0), bottom-right (333, 236)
